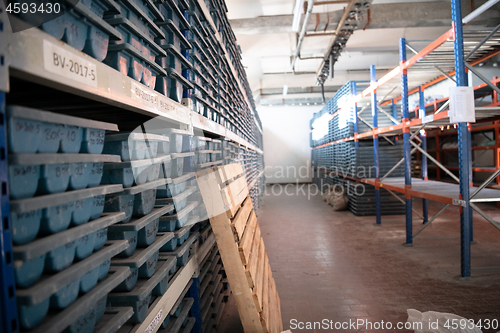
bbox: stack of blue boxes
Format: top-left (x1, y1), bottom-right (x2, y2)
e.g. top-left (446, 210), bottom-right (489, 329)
top-left (7, 105), bottom-right (131, 332)
top-left (310, 81), bottom-right (406, 216)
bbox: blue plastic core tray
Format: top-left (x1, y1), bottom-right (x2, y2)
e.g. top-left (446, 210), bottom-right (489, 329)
top-left (104, 178), bottom-right (168, 222)
top-left (164, 298), bottom-right (194, 332)
top-left (107, 256), bottom-right (176, 323)
top-left (103, 132), bottom-right (169, 161)
top-left (111, 232), bottom-right (174, 287)
top-left (102, 154), bottom-right (170, 188)
top-left (108, 204), bottom-right (174, 257)
top-left (15, 241), bottom-right (129, 331)
top-left (155, 186), bottom-right (196, 213)
top-left (105, 17), bottom-right (167, 87)
top-left (10, 184), bottom-right (123, 245)
top-left (9, 153), bottom-right (119, 199)
top-left (37, 0), bottom-right (122, 61)
top-left (13, 212), bottom-right (125, 288)
top-left (17, 266), bottom-right (130, 333)
top-left (160, 231), bottom-right (197, 267)
top-left (7, 105), bottom-right (118, 154)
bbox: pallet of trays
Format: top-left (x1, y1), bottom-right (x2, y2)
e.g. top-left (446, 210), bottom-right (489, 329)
top-left (209, 262), bottom-right (230, 333)
top-left (199, 248), bottom-right (223, 332)
top-left (7, 107), bottom-right (137, 332)
top-left (106, 196), bottom-right (198, 328)
top-left (346, 185), bottom-right (406, 216)
top-left (102, 0), bottom-right (167, 89)
top-left (149, 0), bottom-right (194, 102)
top-left (13, 0), bottom-right (122, 62)
top-left (158, 291), bottom-right (196, 333)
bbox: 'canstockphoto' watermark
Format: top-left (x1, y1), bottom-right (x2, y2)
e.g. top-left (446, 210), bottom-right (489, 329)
top-left (290, 319), bottom-right (423, 331)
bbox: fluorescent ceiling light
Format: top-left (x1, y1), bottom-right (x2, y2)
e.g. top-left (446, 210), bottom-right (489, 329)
top-left (291, 0), bottom-right (304, 32)
top-left (283, 84), bottom-right (288, 96)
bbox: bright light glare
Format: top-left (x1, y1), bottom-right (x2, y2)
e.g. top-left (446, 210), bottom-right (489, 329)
top-left (292, 0), bottom-right (304, 32)
top-left (312, 113), bottom-right (331, 140)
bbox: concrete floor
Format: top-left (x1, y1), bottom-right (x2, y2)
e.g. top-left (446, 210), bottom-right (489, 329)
top-left (217, 184), bottom-right (500, 333)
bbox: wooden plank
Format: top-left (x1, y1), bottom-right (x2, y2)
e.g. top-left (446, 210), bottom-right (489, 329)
top-left (203, 212), bottom-right (263, 332)
top-left (196, 169), bottom-right (227, 219)
top-left (219, 163), bottom-right (244, 183)
top-left (196, 173), bottom-right (263, 333)
top-left (221, 175), bottom-right (248, 218)
top-left (260, 255), bottom-right (270, 333)
top-left (272, 278), bottom-right (282, 333)
top-left (196, 164), bottom-right (281, 333)
top-left (239, 210), bottom-right (257, 265)
top-left (227, 176), bottom-right (249, 208)
top-left (268, 277), bottom-right (276, 333)
top-left (221, 185), bottom-right (239, 219)
top-left (276, 278), bottom-right (283, 332)
top-left (246, 226), bottom-right (261, 289)
top-left (252, 238), bottom-right (265, 312)
top-left (232, 196), bottom-right (253, 240)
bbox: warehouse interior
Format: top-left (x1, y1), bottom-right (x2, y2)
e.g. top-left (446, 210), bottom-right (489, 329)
top-left (1, 0), bottom-right (500, 332)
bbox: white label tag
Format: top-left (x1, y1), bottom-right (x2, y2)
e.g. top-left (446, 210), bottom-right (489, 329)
top-left (144, 309), bottom-right (162, 333)
top-left (419, 108), bottom-right (425, 119)
top-left (452, 199), bottom-right (466, 207)
top-left (422, 115), bottom-right (434, 124)
top-left (43, 40), bottom-right (97, 88)
top-left (449, 86), bottom-right (475, 123)
top-left (131, 81), bottom-right (158, 108)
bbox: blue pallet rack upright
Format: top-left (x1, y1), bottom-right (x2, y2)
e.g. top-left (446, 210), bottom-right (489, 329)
top-left (419, 86), bottom-right (429, 223)
top-left (400, 38), bottom-right (413, 246)
top-left (182, 7), bottom-right (191, 106)
top-left (370, 65), bottom-right (381, 225)
top-left (0, 91), bottom-right (19, 333)
top-left (0, 0), bottom-right (18, 328)
top-left (451, 0), bottom-right (472, 278)
top-left (352, 81), bottom-right (359, 148)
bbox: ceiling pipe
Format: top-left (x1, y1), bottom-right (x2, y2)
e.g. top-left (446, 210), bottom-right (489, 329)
top-left (291, 0), bottom-right (315, 74)
top-left (463, 0), bottom-right (500, 24)
top-left (315, 0), bottom-right (357, 82)
top-left (305, 31), bottom-right (337, 37)
top-left (315, 0), bottom-right (350, 4)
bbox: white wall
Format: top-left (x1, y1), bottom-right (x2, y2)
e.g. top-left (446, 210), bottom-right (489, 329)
top-left (259, 105), bottom-right (319, 184)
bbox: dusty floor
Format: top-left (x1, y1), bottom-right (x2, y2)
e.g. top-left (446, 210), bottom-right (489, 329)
top-left (216, 184), bottom-right (500, 333)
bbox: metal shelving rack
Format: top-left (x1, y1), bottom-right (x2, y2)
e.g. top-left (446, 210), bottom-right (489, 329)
top-left (311, 0), bottom-right (500, 278)
top-left (0, 1), bottom-right (19, 332)
top-left (0, 0), bottom-right (265, 330)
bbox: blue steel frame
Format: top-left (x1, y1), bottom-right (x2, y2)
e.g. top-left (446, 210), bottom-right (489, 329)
top-left (392, 99), bottom-right (399, 144)
top-left (188, 277), bottom-right (202, 333)
top-left (451, 0), bottom-right (472, 278)
top-left (0, 91), bottom-right (19, 333)
top-left (392, 99), bottom-right (397, 125)
top-left (370, 65), bottom-right (381, 225)
top-left (419, 87), bottom-right (429, 223)
top-left (182, 9), bottom-right (191, 101)
top-left (400, 38), bottom-right (413, 245)
top-left (352, 82), bottom-right (359, 148)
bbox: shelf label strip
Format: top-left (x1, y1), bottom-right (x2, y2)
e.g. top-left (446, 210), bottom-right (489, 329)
top-left (43, 40), bottom-right (98, 88)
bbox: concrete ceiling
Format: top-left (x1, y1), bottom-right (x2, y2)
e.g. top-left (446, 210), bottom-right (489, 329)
top-left (224, 0), bottom-right (499, 106)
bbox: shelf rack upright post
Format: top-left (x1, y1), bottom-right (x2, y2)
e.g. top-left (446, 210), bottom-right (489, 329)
top-left (419, 86), bottom-right (429, 223)
top-left (352, 81), bottom-right (359, 148)
top-left (370, 65), bottom-right (382, 225)
top-left (0, 0), bottom-right (19, 330)
top-left (400, 38), bottom-right (413, 245)
top-left (452, 0), bottom-right (472, 278)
